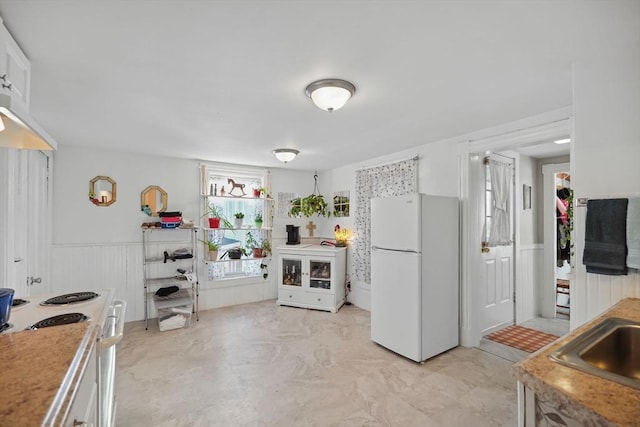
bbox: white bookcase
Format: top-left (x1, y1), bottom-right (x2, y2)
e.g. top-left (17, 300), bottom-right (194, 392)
top-left (277, 245), bottom-right (347, 313)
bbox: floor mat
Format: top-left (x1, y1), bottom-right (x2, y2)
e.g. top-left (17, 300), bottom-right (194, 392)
top-left (485, 325), bottom-right (559, 353)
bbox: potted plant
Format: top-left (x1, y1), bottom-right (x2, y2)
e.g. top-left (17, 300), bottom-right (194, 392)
top-left (234, 212), bottom-right (245, 229)
top-left (200, 239), bottom-right (220, 261)
top-left (254, 212), bottom-right (263, 229)
top-left (252, 187), bottom-right (269, 198)
top-left (245, 231), bottom-right (264, 258)
top-left (288, 194), bottom-right (331, 218)
top-left (261, 239), bottom-right (271, 257)
top-left (202, 204), bottom-right (232, 229)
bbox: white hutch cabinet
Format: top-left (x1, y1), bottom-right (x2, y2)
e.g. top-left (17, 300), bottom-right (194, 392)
top-left (277, 245), bottom-right (346, 313)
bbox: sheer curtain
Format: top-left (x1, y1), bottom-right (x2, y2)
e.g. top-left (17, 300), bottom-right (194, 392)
top-left (488, 158), bottom-right (513, 246)
top-left (354, 158), bottom-right (418, 283)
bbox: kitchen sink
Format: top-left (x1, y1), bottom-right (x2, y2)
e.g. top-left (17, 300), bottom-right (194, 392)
top-left (549, 317), bottom-right (640, 390)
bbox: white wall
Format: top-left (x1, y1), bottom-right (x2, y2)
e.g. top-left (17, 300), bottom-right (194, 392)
top-left (51, 145), bottom-right (324, 321)
top-left (571, 49), bottom-right (640, 328)
top-left (316, 139), bottom-right (459, 310)
top-left (53, 146), bottom-right (201, 245)
top-left (518, 154), bottom-right (537, 246)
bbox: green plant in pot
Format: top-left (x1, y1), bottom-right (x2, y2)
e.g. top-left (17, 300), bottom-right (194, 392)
top-left (288, 194), bottom-right (331, 218)
top-left (202, 204), bottom-right (232, 229)
top-left (245, 231), bottom-right (263, 258)
top-left (287, 172), bottom-right (331, 218)
top-left (233, 212), bottom-right (245, 229)
top-left (254, 212), bottom-right (263, 229)
top-left (200, 239), bottom-right (220, 261)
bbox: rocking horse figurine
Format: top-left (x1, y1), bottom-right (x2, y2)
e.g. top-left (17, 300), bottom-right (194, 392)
top-left (227, 178), bottom-right (246, 196)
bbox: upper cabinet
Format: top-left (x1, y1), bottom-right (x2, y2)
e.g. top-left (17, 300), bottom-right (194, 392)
top-left (0, 18), bottom-right (30, 111)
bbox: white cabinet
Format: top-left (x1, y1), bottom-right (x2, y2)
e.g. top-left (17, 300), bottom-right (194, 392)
top-left (277, 245), bottom-right (346, 313)
top-left (142, 227), bottom-right (199, 330)
top-left (0, 18), bottom-right (31, 111)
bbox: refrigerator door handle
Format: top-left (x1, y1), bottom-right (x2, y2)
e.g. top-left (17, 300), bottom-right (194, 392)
top-left (372, 246), bottom-right (420, 254)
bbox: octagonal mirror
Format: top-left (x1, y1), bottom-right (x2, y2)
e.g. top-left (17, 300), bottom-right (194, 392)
top-left (141, 185), bottom-right (168, 216)
top-left (89, 176), bottom-right (116, 206)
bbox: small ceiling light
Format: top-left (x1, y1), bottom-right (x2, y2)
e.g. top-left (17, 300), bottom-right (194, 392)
top-left (305, 79), bottom-right (356, 112)
top-left (554, 138), bottom-right (571, 144)
top-left (273, 148), bottom-right (299, 163)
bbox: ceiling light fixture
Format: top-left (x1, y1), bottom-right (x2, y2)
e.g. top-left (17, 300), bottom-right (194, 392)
top-left (305, 79), bottom-right (356, 112)
top-left (273, 148), bottom-right (299, 163)
top-left (554, 138), bottom-right (571, 144)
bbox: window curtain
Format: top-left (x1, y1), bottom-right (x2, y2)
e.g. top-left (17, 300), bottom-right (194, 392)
top-left (488, 159), bottom-right (513, 246)
top-left (354, 158), bottom-right (418, 283)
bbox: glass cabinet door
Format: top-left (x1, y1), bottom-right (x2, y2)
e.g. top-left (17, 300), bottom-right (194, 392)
top-left (281, 258), bottom-right (302, 287)
top-left (309, 259), bottom-right (332, 290)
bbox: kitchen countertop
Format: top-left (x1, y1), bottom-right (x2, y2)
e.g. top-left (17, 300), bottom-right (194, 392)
top-left (513, 297), bottom-right (640, 426)
top-left (0, 322), bottom-right (100, 426)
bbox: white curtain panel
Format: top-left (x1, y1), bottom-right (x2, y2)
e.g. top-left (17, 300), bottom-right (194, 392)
top-left (488, 159), bottom-right (513, 246)
top-left (354, 158), bottom-right (418, 283)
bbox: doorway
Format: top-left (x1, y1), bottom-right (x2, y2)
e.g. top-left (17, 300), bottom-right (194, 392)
top-left (459, 117), bottom-right (572, 348)
top-left (542, 163), bottom-right (571, 320)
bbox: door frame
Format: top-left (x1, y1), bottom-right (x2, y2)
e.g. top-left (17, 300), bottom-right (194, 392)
top-left (542, 162), bottom-right (570, 319)
top-left (458, 118), bottom-right (571, 347)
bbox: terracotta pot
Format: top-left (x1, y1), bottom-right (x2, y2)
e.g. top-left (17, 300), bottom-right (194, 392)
top-left (208, 217), bottom-right (221, 228)
top-left (209, 250), bottom-right (218, 261)
top-left (252, 248), bottom-right (264, 258)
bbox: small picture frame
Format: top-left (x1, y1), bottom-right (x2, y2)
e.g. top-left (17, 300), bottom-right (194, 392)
top-left (523, 184), bottom-right (532, 210)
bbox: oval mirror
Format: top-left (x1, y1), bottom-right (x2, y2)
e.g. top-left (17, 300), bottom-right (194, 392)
top-left (141, 185), bottom-right (168, 216)
top-left (89, 176), bottom-right (116, 206)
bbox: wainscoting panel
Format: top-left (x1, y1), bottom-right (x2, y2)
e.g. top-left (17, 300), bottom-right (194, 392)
top-left (52, 242), bottom-right (276, 322)
top-left (584, 269), bottom-right (640, 325)
top-left (517, 244), bottom-right (543, 324)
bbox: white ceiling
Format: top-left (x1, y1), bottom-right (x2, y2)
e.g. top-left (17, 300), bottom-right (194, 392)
top-left (0, 1), bottom-right (626, 170)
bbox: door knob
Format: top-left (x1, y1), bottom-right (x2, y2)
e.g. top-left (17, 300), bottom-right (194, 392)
top-left (27, 277), bottom-right (42, 286)
top-left (481, 242), bottom-right (490, 253)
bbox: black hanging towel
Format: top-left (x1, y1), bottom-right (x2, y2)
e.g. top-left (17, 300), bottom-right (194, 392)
top-left (583, 198), bottom-right (628, 275)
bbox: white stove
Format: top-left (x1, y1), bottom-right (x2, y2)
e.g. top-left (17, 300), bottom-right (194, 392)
top-left (6, 289), bottom-right (115, 332)
top-left (4, 288), bottom-right (125, 427)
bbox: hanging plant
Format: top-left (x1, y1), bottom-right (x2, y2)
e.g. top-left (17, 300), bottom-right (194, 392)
top-left (288, 172), bottom-right (331, 218)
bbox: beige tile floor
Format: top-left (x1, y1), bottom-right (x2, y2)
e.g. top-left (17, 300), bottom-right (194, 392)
top-left (115, 301), bottom-right (517, 426)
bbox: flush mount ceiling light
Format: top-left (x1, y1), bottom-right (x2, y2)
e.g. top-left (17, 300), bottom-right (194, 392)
top-left (273, 148), bottom-right (299, 163)
top-left (305, 79), bottom-right (356, 112)
top-left (554, 138), bottom-right (571, 144)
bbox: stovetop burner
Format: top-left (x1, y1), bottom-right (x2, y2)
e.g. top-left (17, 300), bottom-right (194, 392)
top-left (12, 298), bottom-right (28, 307)
top-left (28, 313), bottom-right (89, 330)
top-left (41, 292), bottom-right (100, 306)
top-left (0, 323), bottom-right (13, 333)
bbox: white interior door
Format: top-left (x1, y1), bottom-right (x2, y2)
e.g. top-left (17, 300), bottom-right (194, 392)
top-left (1, 149), bottom-right (50, 297)
top-left (26, 150), bottom-right (50, 295)
top-left (470, 153), bottom-right (515, 336)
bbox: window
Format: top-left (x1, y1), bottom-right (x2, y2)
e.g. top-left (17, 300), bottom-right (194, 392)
top-left (484, 161), bottom-right (492, 243)
top-left (333, 190), bottom-right (350, 217)
top-left (201, 165), bottom-right (271, 282)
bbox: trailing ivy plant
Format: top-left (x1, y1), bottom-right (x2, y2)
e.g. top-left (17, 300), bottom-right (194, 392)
top-left (288, 194), bottom-right (331, 218)
top-left (288, 172), bottom-right (332, 218)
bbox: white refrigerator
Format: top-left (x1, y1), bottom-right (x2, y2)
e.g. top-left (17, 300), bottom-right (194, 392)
top-left (370, 193), bottom-right (459, 362)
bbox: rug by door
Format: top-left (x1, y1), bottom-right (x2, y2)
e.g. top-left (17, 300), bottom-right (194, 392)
top-left (485, 325), bottom-right (559, 353)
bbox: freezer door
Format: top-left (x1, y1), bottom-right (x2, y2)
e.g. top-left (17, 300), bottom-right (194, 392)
top-left (370, 248), bottom-right (422, 362)
top-left (371, 194), bottom-right (421, 251)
